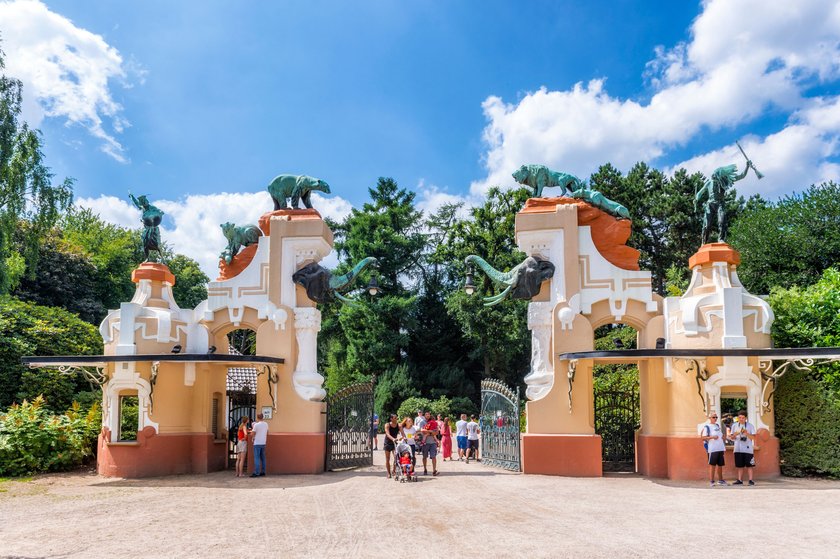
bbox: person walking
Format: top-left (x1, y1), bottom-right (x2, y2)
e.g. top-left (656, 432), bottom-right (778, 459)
top-left (440, 416), bottom-right (453, 461)
top-left (729, 410), bottom-right (757, 486)
top-left (420, 411), bottom-right (440, 476)
top-left (401, 417), bottom-right (418, 467)
top-left (235, 415), bottom-right (249, 477)
top-left (455, 413), bottom-right (468, 461)
top-left (701, 412), bottom-right (727, 486)
top-left (415, 410), bottom-right (426, 433)
top-left (383, 414), bottom-right (401, 479)
top-left (465, 414), bottom-right (480, 464)
top-left (250, 413), bottom-right (268, 477)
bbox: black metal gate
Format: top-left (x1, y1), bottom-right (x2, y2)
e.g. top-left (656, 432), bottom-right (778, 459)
top-left (594, 386), bottom-right (639, 471)
top-left (325, 381), bottom-right (374, 471)
top-left (227, 389), bottom-right (256, 464)
top-left (479, 379), bottom-right (521, 472)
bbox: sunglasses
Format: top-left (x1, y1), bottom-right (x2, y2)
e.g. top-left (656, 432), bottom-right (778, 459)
top-left (710, 416), bottom-right (718, 419)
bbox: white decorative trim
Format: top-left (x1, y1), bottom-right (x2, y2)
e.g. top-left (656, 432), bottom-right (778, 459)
top-left (292, 307), bottom-right (326, 401)
top-left (280, 237), bottom-right (332, 309)
top-left (576, 226), bottom-right (657, 321)
top-left (704, 356), bottom-right (768, 431)
top-left (525, 302), bottom-right (555, 401)
top-left (105, 362), bottom-right (158, 441)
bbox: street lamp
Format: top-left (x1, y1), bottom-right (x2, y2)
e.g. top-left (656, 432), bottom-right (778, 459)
top-left (367, 276), bottom-right (380, 296)
top-left (464, 267), bottom-right (476, 296)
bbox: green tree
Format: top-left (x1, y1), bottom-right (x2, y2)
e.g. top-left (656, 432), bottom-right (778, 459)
top-left (0, 296), bottom-right (102, 411)
top-left (435, 187), bottom-right (532, 387)
top-left (729, 183), bottom-right (840, 294)
top-left (167, 253), bottom-right (209, 309)
top-left (0, 45), bottom-right (73, 293)
top-left (589, 163), bottom-right (743, 293)
top-left (323, 178), bottom-right (424, 388)
top-left (60, 206), bottom-right (142, 314)
top-left (12, 227), bottom-right (105, 323)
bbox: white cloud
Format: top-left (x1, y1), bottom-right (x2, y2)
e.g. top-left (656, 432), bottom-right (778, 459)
top-left (473, 0), bottom-right (840, 201)
top-left (415, 179), bottom-right (475, 219)
top-left (76, 192), bottom-right (354, 279)
top-left (0, 0), bottom-right (134, 161)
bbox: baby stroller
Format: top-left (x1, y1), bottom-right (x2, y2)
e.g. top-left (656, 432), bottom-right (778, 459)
top-left (394, 439), bottom-right (416, 482)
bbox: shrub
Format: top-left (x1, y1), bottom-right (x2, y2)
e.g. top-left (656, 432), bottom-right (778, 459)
top-left (0, 396), bottom-right (100, 477)
top-left (774, 369), bottom-right (840, 478)
top-left (448, 396), bottom-right (479, 418)
top-left (396, 396), bottom-right (432, 422)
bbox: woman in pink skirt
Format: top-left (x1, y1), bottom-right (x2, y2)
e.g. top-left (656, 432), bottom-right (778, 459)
top-left (440, 416), bottom-right (453, 461)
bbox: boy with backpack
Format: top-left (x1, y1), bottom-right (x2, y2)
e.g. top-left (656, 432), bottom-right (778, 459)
top-left (701, 412), bottom-right (728, 486)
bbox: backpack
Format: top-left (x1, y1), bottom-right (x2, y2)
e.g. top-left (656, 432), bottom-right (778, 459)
top-left (702, 425), bottom-right (710, 452)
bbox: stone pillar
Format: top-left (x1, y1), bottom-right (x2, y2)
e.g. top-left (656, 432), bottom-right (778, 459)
top-left (637, 243), bottom-right (778, 480)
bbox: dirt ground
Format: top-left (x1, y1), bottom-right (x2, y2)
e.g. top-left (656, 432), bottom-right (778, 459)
top-left (2, 441), bottom-right (839, 559)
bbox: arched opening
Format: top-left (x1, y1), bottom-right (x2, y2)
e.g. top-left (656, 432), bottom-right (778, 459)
top-left (118, 391), bottom-right (140, 442)
top-left (592, 323), bottom-right (640, 472)
top-left (226, 328), bottom-right (257, 467)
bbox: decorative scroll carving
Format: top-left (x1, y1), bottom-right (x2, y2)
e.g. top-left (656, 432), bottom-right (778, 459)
top-left (524, 302), bottom-right (554, 401)
top-left (758, 357), bottom-right (840, 412)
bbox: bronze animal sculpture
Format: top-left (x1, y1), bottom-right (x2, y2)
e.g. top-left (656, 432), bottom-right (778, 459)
top-left (219, 222), bottom-right (262, 265)
top-left (293, 257), bottom-right (378, 304)
top-left (465, 254), bottom-right (555, 306)
top-left (266, 174), bottom-right (331, 210)
top-left (512, 164), bottom-right (584, 198)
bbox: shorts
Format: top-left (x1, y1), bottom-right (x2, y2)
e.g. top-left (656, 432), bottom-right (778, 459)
top-left (383, 439), bottom-right (395, 452)
top-left (422, 443), bottom-right (438, 459)
top-left (468, 439), bottom-right (479, 451)
top-left (734, 452), bottom-right (755, 468)
top-left (708, 451), bottom-right (725, 466)
top-left (457, 436), bottom-right (468, 450)
top-left (236, 440), bottom-right (247, 454)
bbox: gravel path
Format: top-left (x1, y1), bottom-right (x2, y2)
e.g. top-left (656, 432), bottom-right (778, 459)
top-left (1, 442), bottom-right (838, 559)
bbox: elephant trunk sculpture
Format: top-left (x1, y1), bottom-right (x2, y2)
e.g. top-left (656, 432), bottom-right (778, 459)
top-left (293, 257), bottom-right (379, 304)
top-left (465, 255), bottom-right (555, 306)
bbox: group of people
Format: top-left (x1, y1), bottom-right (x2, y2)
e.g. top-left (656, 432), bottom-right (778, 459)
top-left (701, 409), bottom-right (757, 486)
top-left (233, 413), bottom-right (269, 478)
top-left (381, 411), bottom-right (482, 478)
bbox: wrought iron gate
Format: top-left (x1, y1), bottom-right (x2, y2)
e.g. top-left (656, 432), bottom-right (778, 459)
top-left (227, 389), bottom-right (256, 464)
top-left (480, 379), bottom-right (521, 472)
top-left (325, 381), bottom-right (374, 471)
top-left (594, 386), bottom-right (639, 471)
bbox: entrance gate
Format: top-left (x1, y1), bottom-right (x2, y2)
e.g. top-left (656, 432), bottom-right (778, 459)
top-left (325, 381), bottom-right (374, 470)
top-left (227, 389), bottom-right (256, 464)
top-left (479, 379), bottom-right (521, 472)
top-left (594, 386), bottom-right (639, 471)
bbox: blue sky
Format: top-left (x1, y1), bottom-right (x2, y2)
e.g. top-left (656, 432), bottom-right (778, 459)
top-left (1, 0), bottom-right (839, 274)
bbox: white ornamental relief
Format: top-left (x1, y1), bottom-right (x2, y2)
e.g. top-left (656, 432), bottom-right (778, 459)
top-left (524, 301), bottom-right (555, 401)
top-left (292, 307), bottom-right (325, 401)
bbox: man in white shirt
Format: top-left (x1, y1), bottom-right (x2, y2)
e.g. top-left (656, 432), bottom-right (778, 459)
top-left (455, 414), bottom-right (468, 461)
top-left (415, 410), bottom-right (426, 433)
top-left (465, 415), bottom-right (480, 464)
top-left (700, 412), bottom-right (727, 486)
top-left (250, 413), bottom-right (269, 477)
top-left (728, 410), bottom-right (757, 486)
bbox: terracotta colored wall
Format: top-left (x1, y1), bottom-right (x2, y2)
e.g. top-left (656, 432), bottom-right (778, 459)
top-left (522, 434), bottom-right (602, 476)
top-left (98, 427), bottom-right (227, 478)
top-left (246, 433), bottom-right (326, 474)
top-left (637, 432), bottom-right (779, 480)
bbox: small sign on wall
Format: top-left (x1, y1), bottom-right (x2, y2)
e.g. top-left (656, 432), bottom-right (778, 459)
top-left (261, 406), bottom-right (273, 420)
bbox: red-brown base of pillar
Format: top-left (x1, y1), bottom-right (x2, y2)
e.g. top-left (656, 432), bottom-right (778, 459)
top-left (247, 433), bottom-right (325, 475)
top-left (97, 427), bottom-right (227, 478)
top-left (637, 431), bottom-right (779, 480)
top-left (522, 434), bottom-right (603, 476)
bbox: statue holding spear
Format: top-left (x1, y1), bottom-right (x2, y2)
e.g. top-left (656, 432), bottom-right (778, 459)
top-left (695, 142), bottom-right (763, 244)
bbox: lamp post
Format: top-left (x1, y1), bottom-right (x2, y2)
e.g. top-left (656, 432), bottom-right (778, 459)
top-left (367, 276), bottom-right (380, 296)
top-left (464, 267), bottom-right (476, 296)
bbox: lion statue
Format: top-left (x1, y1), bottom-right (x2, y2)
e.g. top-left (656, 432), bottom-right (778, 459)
top-left (266, 174), bottom-right (331, 210)
top-left (512, 164), bottom-right (583, 198)
top-left (220, 222), bottom-right (262, 265)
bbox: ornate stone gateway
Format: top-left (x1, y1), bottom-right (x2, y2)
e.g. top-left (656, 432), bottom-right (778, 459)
top-left (594, 386), bottom-right (639, 471)
top-left (480, 379), bottom-right (521, 472)
top-left (324, 381), bottom-right (374, 470)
